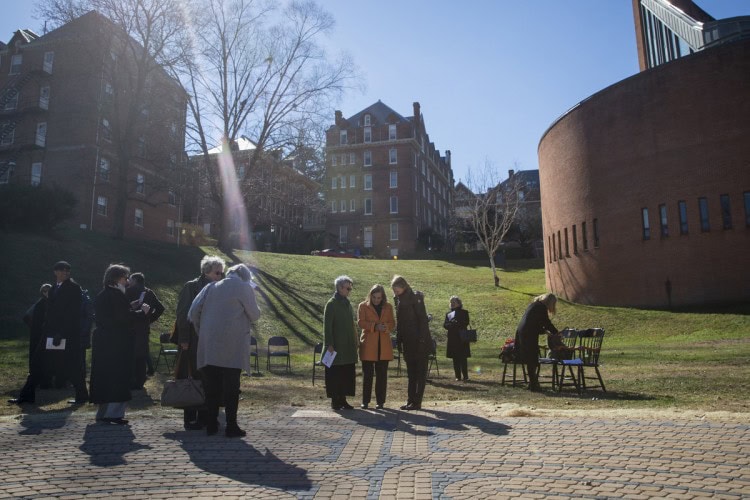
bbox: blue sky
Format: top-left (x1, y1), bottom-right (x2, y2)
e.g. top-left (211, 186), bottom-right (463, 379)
top-left (2, 1), bottom-right (748, 183)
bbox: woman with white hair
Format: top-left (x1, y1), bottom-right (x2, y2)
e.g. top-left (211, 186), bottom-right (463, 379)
top-left (189, 263), bottom-right (260, 437)
top-left (515, 293), bottom-right (559, 392)
top-left (323, 275), bottom-right (358, 410)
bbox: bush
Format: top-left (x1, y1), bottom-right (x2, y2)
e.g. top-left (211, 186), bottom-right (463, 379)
top-left (0, 184), bottom-right (76, 232)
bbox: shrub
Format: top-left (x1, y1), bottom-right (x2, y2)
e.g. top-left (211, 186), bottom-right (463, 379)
top-left (0, 184), bottom-right (76, 232)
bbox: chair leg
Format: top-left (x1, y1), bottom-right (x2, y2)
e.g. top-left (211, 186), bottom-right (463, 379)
top-left (595, 366), bottom-right (606, 392)
top-left (501, 362), bottom-right (508, 386)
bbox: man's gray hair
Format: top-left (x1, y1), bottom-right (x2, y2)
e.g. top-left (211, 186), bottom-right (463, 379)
top-left (227, 263), bottom-right (252, 282)
top-left (200, 255), bottom-right (226, 275)
top-left (334, 275), bottom-right (353, 290)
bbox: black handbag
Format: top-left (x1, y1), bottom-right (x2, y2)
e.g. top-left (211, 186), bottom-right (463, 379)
top-left (459, 319), bottom-right (477, 343)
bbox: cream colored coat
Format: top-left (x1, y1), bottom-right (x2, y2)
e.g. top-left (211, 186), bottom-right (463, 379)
top-left (357, 301), bottom-right (395, 362)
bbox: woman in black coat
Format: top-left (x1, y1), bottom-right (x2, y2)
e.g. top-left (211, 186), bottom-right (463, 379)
top-left (443, 295), bottom-right (471, 382)
top-left (90, 264), bottom-right (150, 425)
top-left (392, 275), bottom-right (432, 411)
top-left (515, 293), bottom-right (558, 392)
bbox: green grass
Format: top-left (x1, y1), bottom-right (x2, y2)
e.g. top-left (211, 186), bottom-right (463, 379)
top-left (1, 229), bottom-right (749, 416)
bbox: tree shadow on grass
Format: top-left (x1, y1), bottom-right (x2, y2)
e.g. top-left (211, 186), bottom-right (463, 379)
top-left (164, 431), bottom-right (313, 493)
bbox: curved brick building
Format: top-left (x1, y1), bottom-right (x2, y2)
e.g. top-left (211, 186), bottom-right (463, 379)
top-left (538, 2), bottom-right (750, 308)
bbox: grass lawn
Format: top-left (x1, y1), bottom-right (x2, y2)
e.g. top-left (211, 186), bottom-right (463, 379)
top-left (1, 229), bottom-right (749, 417)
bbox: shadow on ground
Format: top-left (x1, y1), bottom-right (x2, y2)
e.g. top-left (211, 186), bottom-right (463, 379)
top-left (80, 422), bottom-right (151, 466)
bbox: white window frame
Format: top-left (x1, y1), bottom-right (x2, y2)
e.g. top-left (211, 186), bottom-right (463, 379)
top-left (340, 129), bottom-right (347, 145)
top-left (340, 176), bottom-right (346, 189)
top-left (35, 122), bottom-right (47, 147)
top-left (390, 196), bottom-right (398, 214)
top-left (332, 154), bottom-right (337, 167)
top-left (390, 171), bottom-right (398, 188)
top-left (364, 150), bottom-right (372, 167)
top-left (167, 219), bottom-right (175, 236)
top-left (31, 162), bottom-right (42, 186)
top-left (39, 86), bottom-right (50, 110)
top-left (43, 52), bottom-right (54, 73)
top-left (364, 198), bottom-right (372, 215)
top-left (388, 124), bottom-right (396, 140)
top-left (101, 118), bottom-right (111, 141)
top-left (364, 126), bottom-right (371, 143)
top-left (349, 152), bottom-right (355, 164)
top-left (349, 199), bottom-right (355, 212)
top-left (96, 196), bottom-right (108, 216)
top-left (4, 91), bottom-right (18, 110)
top-left (340, 200), bottom-right (346, 212)
top-left (9, 54), bottom-right (22, 75)
top-left (363, 226), bottom-right (373, 248)
top-left (364, 114), bottom-right (371, 126)
top-left (339, 225), bottom-right (348, 245)
top-left (168, 190), bottom-right (176, 206)
top-left (364, 174), bottom-right (372, 191)
top-left (389, 148), bottom-right (397, 164)
top-left (134, 208), bottom-right (144, 227)
top-left (331, 176), bottom-right (337, 189)
top-left (136, 173), bottom-right (145, 194)
top-left (390, 222), bottom-right (398, 241)
top-left (349, 174), bottom-right (356, 189)
top-left (331, 201), bottom-right (337, 213)
top-left (99, 158), bottom-right (110, 182)
top-left (0, 123), bottom-right (13, 146)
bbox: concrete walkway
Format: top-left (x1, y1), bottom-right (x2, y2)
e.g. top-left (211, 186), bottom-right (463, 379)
top-left (1, 405), bottom-right (749, 499)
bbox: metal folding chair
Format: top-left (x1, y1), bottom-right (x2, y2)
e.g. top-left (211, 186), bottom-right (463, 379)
top-left (267, 335), bottom-right (291, 373)
top-left (244, 335), bottom-right (260, 376)
top-left (155, 332), bottom-right (178, 373)
top-left (427, 338), bottom-right (440, 377)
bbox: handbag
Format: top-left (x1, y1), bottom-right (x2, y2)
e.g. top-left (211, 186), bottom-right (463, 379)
top-left (459, 318), bottom-right (477, 343)
top-left (160, 354), bottom-right (205, 408)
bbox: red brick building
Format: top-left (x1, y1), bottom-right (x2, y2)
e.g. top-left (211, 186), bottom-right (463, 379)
top-left (0, 12), bottom-right (185, 243)
top-left (538, 1), bottom-right (750, 307)
top-left (325, 101), bottom-right (454, 257)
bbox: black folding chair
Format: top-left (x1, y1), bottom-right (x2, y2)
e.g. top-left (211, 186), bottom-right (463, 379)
top-left (427, 338), bottom-right (440, 378)
top-left (267, 336), bottom-right (291, 373)
top-left (244, 335), bottom-right (260, 376)
top-left (391, 337), bottom-right (401, 376)
top-left (312, 342), bottom-right (325, 385)
top-left (155, 332), bottom-right (178, 373)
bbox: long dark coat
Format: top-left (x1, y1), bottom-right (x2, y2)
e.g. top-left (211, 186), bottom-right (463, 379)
top-left (90, 287), bottom-right (142, 404)
top-left (23, 297), bottom-right (48, 368)
top-left (45, 279), bottom-right (82, 374)
top-left (175, 275), bottom-right (211, 379)
top-left (515, 301), bottom-right (558, 364)
top-left (444, 307), bottom-right (471, 359)
top-left (126, 285), bottom-right (165, 359)
top-left (394, 289), bottom-right (432, 361)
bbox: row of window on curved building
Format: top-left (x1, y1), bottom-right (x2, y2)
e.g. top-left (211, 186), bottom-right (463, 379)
top-left (548, 219), bottom-right (600, 263)
top-left (641, 192), bottom-right (750, 240)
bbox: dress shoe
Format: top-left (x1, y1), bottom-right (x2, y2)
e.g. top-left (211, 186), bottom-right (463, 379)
top-left (7, 398), bottom-right (34, 405)
top-left (331, 401), bottom-right (342, 410)
top-left (206, 423), bottom-right (219, 436)
top-left (340, 400), bottom-right (354, 410)
top-left (225, 425), bottom-right (246, 438)
top-left (406, 403), bottom-right (421, 411)
top-left (375, 404), bottom-right (384, 410)
top-left (400, 403), bottom-right (411, 410)
top-left (455, 378), bottom-right (461, 381)
top-left (184, 421), bottom-right (205, 431)
top-left (360, 403), bottom-right (369, 409)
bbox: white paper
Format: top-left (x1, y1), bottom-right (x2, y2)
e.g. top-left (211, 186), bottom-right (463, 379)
top-left (447, 311), bottom-right (456, 321)
top-left (321, 349), bottom-right (336, 368)
top-left (46, 337), bottom-right (66, 350)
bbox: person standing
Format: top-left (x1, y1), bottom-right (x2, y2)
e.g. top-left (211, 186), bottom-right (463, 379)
top-left (391, 275), bottom-right (432, 411)
top-left (22, 284), bottom-right (51, 374)
top-left (323, 276), bottom-right (358, 411)
top-left (515, 293), bottom-right (559, 392)
top-left (125, 272), bottom-right (165, 389)
top-left (357, 284), bottom-right (395, 409)
top-left (444, 295), bottom-right (471, 382)
top-left (175, 255), bottom-right (225, 430)
top-left (189, 264), bottom-right (260, 437)
top-left (90, 264), bottom-right (151, 424)
top-left (9, 261), bottom-right (88, 405)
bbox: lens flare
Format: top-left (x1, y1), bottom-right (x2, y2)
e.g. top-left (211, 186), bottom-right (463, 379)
top-left (217, 138), bottom-right (252, 250)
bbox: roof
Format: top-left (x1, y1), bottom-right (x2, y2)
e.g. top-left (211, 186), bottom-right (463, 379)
top-left (345, 100), bottom-right (409, 127)
top-left (6, 29), bottom-right (40, 46)
top-left (207, 137), bottom-right (257, 154)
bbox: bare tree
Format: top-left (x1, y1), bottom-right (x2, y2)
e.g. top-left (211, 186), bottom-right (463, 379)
top-left (175, 0), bottom-right (357, 249)
top-left (464, 162), bottom-right (523, 287)
top-left (36, 0), bottom-right (189, 239)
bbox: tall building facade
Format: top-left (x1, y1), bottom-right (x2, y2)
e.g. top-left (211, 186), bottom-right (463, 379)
top-left (0, 12), bottom-right (186, 243)
top-left (324, 101), bottom-right (453, 257)
top-left (538, 1), bottom-right (750, 308)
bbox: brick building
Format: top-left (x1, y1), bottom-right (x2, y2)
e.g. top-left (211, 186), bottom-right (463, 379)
top-left (325, 101), bottom-right (454, 257)
top-left (538, 0), bottom-right (750, 307)
top-left (0, 11), bottom-right (185, 243)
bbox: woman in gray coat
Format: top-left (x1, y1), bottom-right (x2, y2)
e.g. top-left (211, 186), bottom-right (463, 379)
top-left (189, 264), bottom-right (260, 437)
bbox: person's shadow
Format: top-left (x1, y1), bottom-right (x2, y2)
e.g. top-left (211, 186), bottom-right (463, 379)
top-left (164, 431), bottom-right (313, 493)
top-left (17, 407), bottom-right (74, 435)
top-left (79, 423), bottom-right (151, 467)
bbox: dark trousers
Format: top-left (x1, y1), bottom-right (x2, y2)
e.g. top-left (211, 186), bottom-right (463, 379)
top-left (526, 360), bottom-right (540, 389)
top-left (201, 365), bottom-right (241, 427)
top-left (452, 356), bottom-right (468, 380)
top-left (361, 360), bottom-right (388, 406)
top-left (20, 342), bottom-right (88, 401)
top-left (177, 335), bottom-right (206, 426)
top-left (404, 354), bottom-right (428, 406)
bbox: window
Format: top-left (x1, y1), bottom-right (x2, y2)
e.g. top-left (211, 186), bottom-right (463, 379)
top-left (659, 204), bottom-right (668, 237)
top-left (0, 163), bottom-right (11, 184)
top-left (104, 81), bottom-right (113, 97)
top-left (364, 198), bottom-right (372, 215)
top-left (678, 200), bottom-right (688, 234)
top-left (35, 122), bottom-right (47, 147)
top-left (364, 151), bottom-right (372, 167)
top-left (170, 122), bottom-right (178, 138)
top-left (363, 226), bottom-right (373, 248)
top-left (30, 162), bottom-right (42, 186)
top-left (169, 153), bottom-right (177, 168)
top-left (388, 124), bottom-right (396, 140)
top-left (390, 171), bottom-right (398, 188)
top-left (340, 200), bottom-right (346, 212)
top-left (0, 122), bottom-right (14, 145)
top-left (414, 174), bottom-right (418, 192)
top-left (349, 174), bottom-right (356, 189)
top-left (101, 118), bottom-right (111, 141)
top-left (720, 194), bottom-right (732, 230)
top-left (10, 54), bottom-right (22, 75)
top-left (364, 127), bottom-right (371, 143)
top-left (168, 190), bottom-right (176, 205)
top-left (340, 154), bottom-right (347, 166)
top-left (340, 176), bottom-right (346, 189)
top-left (331, 176), bottom-right (337, 189)
top-left (389, 148), bottom-right (397, 164)
top-left (167, 219), bottom-right (175, 236)
top-left (331, 154), bottom-right (337, 167)
top-left (135, 173), bottom-right (145, 194)
top-left (339, 225), bottom-right (348, 244)
top-left (340, 130), bottom-right (347, 144)
top-left (744, 192), bottom-right (750, 228)
top-left (699, 197), bottom-right (710, 232)
top-left (43, 52), bottom-right (54, 73)
top-left (349, 152), bottom-right (355, 165)
top-left (350, 199), bottom-right (355, 212)
top-left (582, 222), bottom-right (588, 250)
top-left (593, 218), bottom-right (600, 248)
top-left (564, 228), bottom-right (570, 256)
top-left (390, 195), bottom-right (398, 214)
top-left (4, 90), bottom-right (18, 110)
top-left (134, 208), bottom-right (144, 227)
top-left (99, 158), bottom-right (110, 182)
top-left (364, 174), bottom-right (372, 190)
top-left (390, 223), bottom-right (398, 241)
top-left (572, 224), bottom-right (578, 254)
top-left (96, 196), bottom-right (107, 216)
top-left (331, 200), bottom-right (337, 213)
top-left (39, 86), bottom-right (50, 110)
top-left (364, 114), bottom-right (371, 126)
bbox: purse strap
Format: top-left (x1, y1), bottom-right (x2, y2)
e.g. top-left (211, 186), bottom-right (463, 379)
top-left (174, 347), bottom-right (194, 379)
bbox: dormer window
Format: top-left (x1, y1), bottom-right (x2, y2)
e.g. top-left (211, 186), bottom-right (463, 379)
top-left (364, 114), bottom-right (371, 126)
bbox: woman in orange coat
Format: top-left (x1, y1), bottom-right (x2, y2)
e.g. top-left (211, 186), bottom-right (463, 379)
top-left (357, 284), bottom-right (395, 409)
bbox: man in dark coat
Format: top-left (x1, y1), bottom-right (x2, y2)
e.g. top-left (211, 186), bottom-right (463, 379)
top-left (9, 261), bottom-right (89, 405)
top-left (515, 293), bottom-right (559, 392)
top-left (126, 272), bottom-right (165, 389)
top-left (175, 256), bottom-right (225, 430)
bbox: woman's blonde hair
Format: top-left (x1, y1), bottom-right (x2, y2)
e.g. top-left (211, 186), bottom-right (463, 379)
top-left (449, 295), bottom-right (462, 308)
top-left (533, 293), bottom-right (557, 314)
top-left (366, 284), bottom-right (388, 305)
top-left (390, 275), bottom-right (410, 290)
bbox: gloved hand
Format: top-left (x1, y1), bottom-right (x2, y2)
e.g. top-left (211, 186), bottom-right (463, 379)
top-left (52, 335), bottom-right (62, 347)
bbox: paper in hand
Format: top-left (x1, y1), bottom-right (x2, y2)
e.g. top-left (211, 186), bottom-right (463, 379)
top-left (46, 337), bottom-right (66, 350)
top-left (321, 349), bottom-right (336, 368)
top-left (447, 311), bottom-right (456, 321)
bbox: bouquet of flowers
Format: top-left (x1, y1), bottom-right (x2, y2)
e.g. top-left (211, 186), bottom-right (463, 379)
top-left (499, 337), bottom-right (516, 363)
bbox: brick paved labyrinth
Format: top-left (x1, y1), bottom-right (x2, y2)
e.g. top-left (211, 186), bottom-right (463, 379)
top-left (1, 407), bottom-right (749, 499)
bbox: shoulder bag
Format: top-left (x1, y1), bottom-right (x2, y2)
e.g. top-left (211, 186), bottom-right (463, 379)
top-left (160, 353), bottom-right (205, 408)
